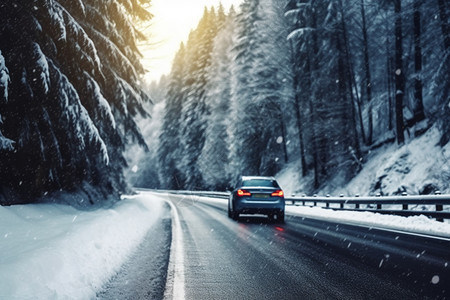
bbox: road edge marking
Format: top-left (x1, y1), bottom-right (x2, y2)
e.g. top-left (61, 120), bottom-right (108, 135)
top-left (163, 200), bottom-right (185, 300)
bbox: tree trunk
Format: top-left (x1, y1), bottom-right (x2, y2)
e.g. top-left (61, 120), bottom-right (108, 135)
top-left (437, 0), bottom-right (450, 51)
top-left (280, 114), bottom-right (289, 164)
top-left (339, 0), bottom-right (361, 160)
top-left (336, 31), bottom-right (355, 169)
top-left (386, 39), bottom-right (394, 131)
top-left (295, 90), bottom-right (307, 176)
top-left (395, 0), bottom-right (405, 145)
top-left (360, 0), bottom-right (373, 145)
top-left (310, 5), bottom-right (320, 189)
top-left (307, 54), bottom-right (319, 188)
top-left (412, 0), bottom-right (425, 126)
top-left (290, 40), bottom-right (307, 177)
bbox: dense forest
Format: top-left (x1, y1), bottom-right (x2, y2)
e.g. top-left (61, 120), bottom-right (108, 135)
top-left (0, 0), bottom-right (152, 205)
top-left (137, 0), bottom-right (449, 193)
top-left (1, 0), bottom-right (449, 203)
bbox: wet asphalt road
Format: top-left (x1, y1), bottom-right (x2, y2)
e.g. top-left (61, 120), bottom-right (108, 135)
top-left (99, 194), bottom-right (450, 299)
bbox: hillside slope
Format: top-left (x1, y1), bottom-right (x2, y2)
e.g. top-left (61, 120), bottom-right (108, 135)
top-left (278, 126), bottom-right (450, 197)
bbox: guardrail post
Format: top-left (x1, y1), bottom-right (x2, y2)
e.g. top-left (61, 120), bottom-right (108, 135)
top-left (325, 194), bottom-right (333, 208)
top-left (353, 193), bottom-right (359, 209)
top-left (401, 192), bottom-right (408, 210)
top-left (435, 191), bottom-right (443, 222)
top-left (376, 193), bottom-right (381, 209)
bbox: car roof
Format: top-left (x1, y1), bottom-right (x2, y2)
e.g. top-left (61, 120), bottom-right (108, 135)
top-left (241, 176), bottom-right (277, 181)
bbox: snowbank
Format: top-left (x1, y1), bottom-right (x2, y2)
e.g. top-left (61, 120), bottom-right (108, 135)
top-left (0, 192), bottom-right (165, 299)
top-left (286, 205), bottom-right (450, 238)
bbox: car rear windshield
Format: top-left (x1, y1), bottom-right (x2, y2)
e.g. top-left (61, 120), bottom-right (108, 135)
top-left (242, 179), bottom-right (279, 188)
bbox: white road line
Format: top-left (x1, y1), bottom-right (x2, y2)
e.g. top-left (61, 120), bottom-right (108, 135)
top-left (164, 200), bottom-right (185, 300)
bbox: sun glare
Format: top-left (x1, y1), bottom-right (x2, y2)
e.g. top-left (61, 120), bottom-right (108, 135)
top-left (140, 0), bottom-right (243, 82)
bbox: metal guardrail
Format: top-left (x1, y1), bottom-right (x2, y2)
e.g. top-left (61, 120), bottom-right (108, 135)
top-left (150, 189), bottom-right (230, 199)
top-left (287, 193), bottom-right (450, 221)
top-left (149, 189), bottom-right (450, 221)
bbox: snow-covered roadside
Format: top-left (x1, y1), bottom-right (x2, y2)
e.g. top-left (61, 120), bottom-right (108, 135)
top-left (286, 205), bottom-right (450, 238)
top-left (0, 192), bottom-right (165, 300)
top-left (197, 196), bottom-right (450, 238)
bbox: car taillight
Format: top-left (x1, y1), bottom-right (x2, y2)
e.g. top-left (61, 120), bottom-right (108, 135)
top-left (271, 190), bottom-right (284, 197)
top-left (237, 189), bottom-right (251, 197)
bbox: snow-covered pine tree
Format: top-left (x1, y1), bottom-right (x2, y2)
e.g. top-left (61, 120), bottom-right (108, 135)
top-left (0, 0), bottom-right (151, 205)
top-left (321, 0), bottom-right (360, 180)
top-left (286, 0), bottom-right (324, 188)
top-left (394, 0), bottom-right (406, 145)
top-left (411, 0), bottom-right (425, 127)
top-left (359, 0), bottom-right (374, 145)
top-left (177, 7), bottom-right (218, 190)
top-left (286, 0), bottom-right (360, 188)
top-left (198, 7), bottom-right (237, 191)
top-left (247, 0), bottom-right (290, 174)
top-left (354, 0), bottom-right (393, 141)
top-left (227, 0), bottom-right (263, 183)
top-left (432, 0), bottom-right (450, 145)
top-left (285, 0), bottom-right (316, 179)
top-left (226, 0), bottom-right (292, 185)
top-left (158, 44), bottom-right (187, 189)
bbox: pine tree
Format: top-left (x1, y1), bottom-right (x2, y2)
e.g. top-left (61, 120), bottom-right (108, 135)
top-left (228, 0), bottom-right (264, 183)
top-left (286, 0), bottom-right (360, 188)
top-left (411, 0), bottom-right (425, 126)
top-left (435, 0), bottom-right (450, 145)
top-left (394, 0), bottom-right (406, 145)
top-left (198, 8), bottom-right (237, 190)
top-left (0, 0), bottom-right (151, 205)
top-left (158, 44), bottom-right (186, 189)
top-left (249, 0), bottom-right (290, 174)
top-left (178, 7), bottom-right (218, 189)
top-left (360, 0), bottom-right (374, 145)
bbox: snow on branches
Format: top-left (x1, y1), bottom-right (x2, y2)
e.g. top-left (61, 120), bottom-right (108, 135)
top-left (0, 50), bottom-right (9, 101)
top-left (0, 50), bottom-right (14, 151)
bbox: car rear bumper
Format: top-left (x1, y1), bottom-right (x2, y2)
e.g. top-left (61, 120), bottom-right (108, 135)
top-left (235, 199), bottom-right (285, 214)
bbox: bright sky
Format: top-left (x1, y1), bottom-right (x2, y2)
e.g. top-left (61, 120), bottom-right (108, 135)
top-left (140, 0), bottom-right (244, 83)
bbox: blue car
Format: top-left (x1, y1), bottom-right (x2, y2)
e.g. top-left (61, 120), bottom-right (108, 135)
top-left (228, 176), bottom-right (285, 223)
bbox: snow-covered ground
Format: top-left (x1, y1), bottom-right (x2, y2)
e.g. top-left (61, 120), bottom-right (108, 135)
top-left (286, 205), bottom-right (450, 238)
top-left (0, 192), bottom-right (165, 300)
